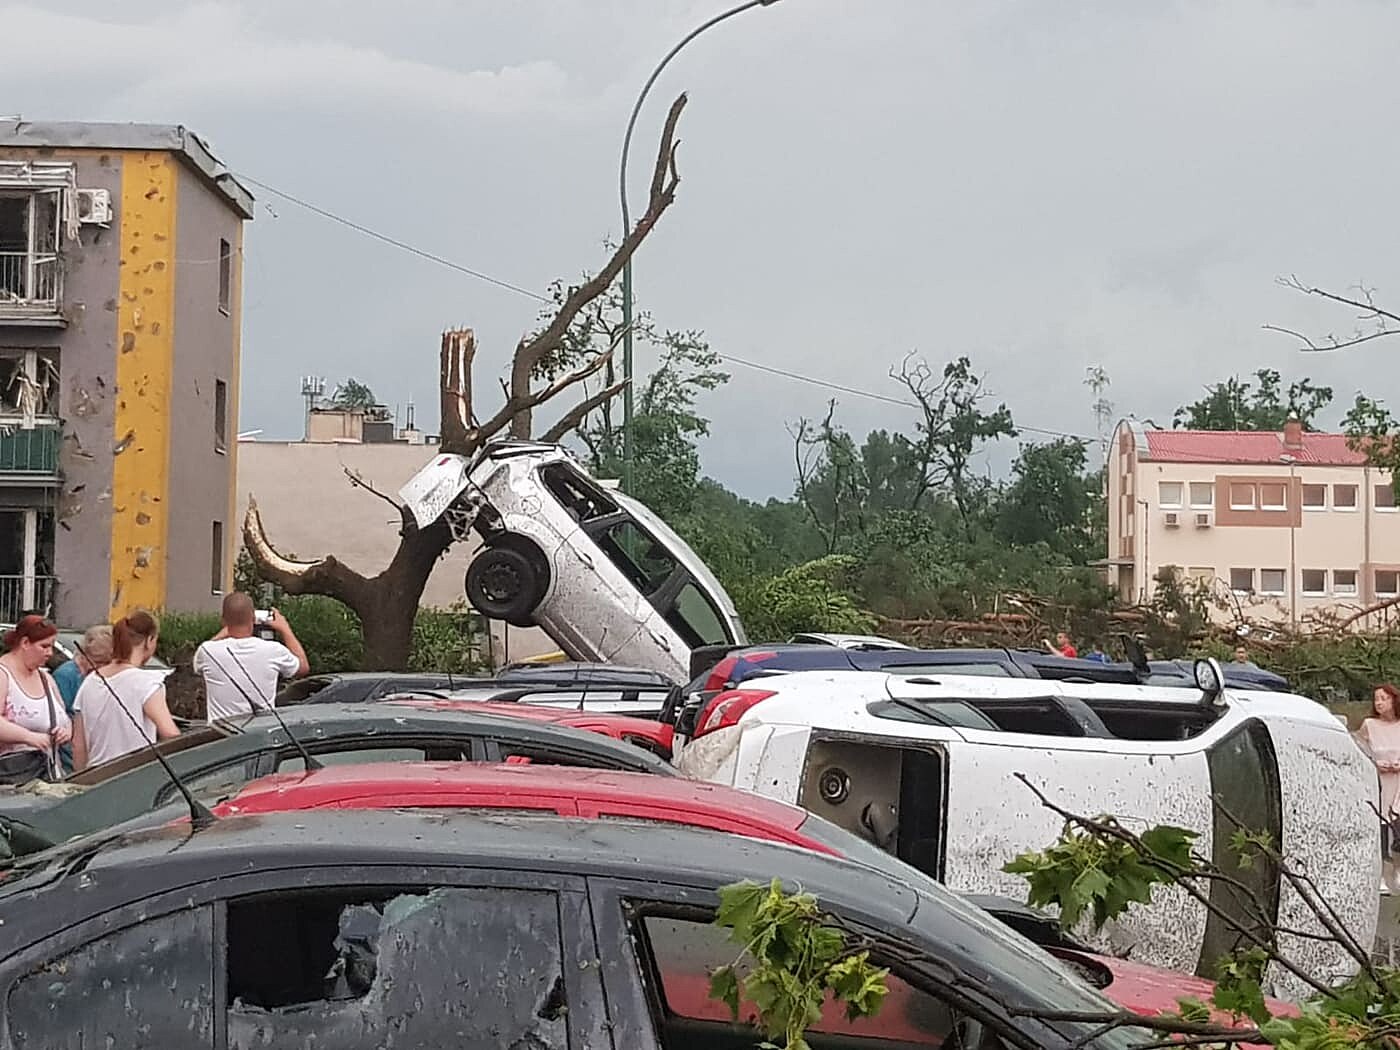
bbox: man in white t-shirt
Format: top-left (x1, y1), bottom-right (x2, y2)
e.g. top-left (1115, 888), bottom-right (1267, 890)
top-left (194, 593), bottom-right (310, 722)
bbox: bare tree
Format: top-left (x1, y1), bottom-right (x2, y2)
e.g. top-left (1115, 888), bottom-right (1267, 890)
top-left (243, 95), bottom-right (688, 669)
top-left (1264, 274), bottom-right (1400, 353)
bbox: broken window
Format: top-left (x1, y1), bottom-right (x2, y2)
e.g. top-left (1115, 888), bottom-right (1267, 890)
top-left (226, 886), bottom-right (569, 1049)
top-left (540, 462), bottom-right (617, 523)
top-left (0, 349), bottom-right (58, 422)
top-left (6, 907), bottom-right (216, 1048)
top-left (0, 191), bottom-right (62, 305)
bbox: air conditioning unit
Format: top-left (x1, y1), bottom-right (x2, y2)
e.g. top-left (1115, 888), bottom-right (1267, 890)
top-left (1194, 512), bottom-right (1212, 529)
top-left (1163, 511), bottom-right (1180, 528)
top-left (75, 188), bottom-right (112, 225)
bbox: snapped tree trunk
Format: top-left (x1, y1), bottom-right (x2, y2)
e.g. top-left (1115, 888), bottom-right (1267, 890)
top-left (242, 96), bottom-right (688, 670)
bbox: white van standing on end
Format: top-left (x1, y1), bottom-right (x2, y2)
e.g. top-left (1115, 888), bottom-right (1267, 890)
top-left (399, 440), bottom-right (746, 683)
top-left (674, 659), bottom-right (1379, 1000)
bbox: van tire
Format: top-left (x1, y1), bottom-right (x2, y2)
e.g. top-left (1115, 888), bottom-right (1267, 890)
top-left (466, 541), bottom-right (545, 627)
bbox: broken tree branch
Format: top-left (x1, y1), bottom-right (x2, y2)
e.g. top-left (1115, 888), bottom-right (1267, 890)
top-left (540, 378), bottom-right (629, 444)
top-left (1268, 275), bottom-right (1400, 352)
top-left (242, 495), bottom-right (370, 599)
top-left (439, 328), bottom-right (476, 453)
top-left (341, 465), bottom-right (401, 511)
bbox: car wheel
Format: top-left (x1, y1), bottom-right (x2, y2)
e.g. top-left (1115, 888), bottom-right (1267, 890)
top-left (465, 543), bottom-right (543, 626)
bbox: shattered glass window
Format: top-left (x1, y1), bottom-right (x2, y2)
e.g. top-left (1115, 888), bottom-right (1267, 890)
top-left (227, 886), bottom-right (570, 1049)
top-left (6, 907), bottom-right (216, 1049)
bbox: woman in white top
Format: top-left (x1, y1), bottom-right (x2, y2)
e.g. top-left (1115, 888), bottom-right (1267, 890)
top-left (0, 615), bottom-right (71, 783)
top-left (72, 611), bottom-right (179, 770)
top-left (1357, 682), bottom-right (1400, 892)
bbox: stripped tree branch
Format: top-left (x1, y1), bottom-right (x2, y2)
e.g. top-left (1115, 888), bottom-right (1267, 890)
top-left (541, 378), bottom-right (629, 444)
top-left (342, 465), bottom-right (401, 511)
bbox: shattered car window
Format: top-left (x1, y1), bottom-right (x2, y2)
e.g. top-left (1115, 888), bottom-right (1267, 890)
top-left (227, 886), bottom-right (570, 1049)
top-left (7, 907), bottom-right (216, 1049)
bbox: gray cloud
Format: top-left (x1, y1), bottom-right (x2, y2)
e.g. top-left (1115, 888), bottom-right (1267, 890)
top-left (3, 0), bottom-right (1397, 500)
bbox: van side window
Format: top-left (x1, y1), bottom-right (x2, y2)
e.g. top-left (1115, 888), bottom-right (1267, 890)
top-left (594, 519), bottom-right (678, 595)
top-left (664, 582), bottom-right (729, 648)
top-left (540, 463), bottom-right (617, 524)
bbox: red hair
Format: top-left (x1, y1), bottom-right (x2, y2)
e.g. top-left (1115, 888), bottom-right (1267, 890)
top-left (1375, 683), bottom-right (1400, 717)
top-left (3, 615), bottom-right (57, 651)
top-left (112, 610), bottom-right (159, 663)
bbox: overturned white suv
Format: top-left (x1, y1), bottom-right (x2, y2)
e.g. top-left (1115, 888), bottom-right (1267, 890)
top-left (399, 441), bottom-right (746, 682)
top-left (674, 659), bottom-right (1378, 999)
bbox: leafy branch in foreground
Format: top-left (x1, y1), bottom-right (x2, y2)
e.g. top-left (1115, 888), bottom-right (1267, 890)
top-left (1003, 773), bottom-right (1400, 1048)
top-left (708, 878), bottom-right (890, 1050)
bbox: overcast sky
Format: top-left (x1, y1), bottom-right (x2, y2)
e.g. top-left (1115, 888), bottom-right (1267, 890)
top-left (3, 0), bottom-right (1397, 498)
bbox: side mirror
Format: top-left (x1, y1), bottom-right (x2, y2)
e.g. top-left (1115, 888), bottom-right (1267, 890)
top-left (1193, 657), bottom-right (1225, 705)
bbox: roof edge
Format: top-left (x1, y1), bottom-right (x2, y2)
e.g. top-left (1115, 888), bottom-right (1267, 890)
top-left (0, 120), bottom-right (254, 219)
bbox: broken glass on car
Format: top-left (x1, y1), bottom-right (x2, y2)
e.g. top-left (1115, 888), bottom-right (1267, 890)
top-left (226, 885), bottom-right (570, 1049)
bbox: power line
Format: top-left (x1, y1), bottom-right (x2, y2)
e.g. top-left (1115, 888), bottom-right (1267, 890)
top-left (235, 170), bottom-right (1159, 450)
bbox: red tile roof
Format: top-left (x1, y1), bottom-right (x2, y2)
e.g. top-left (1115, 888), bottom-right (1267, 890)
top-left (1143, 430), bottom-right (1368, 466)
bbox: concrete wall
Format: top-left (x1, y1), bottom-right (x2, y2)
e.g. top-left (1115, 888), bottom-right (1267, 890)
top-left (165, 165), bottom-right (242, 613)
top-left (236, 442), bottom-right (555, 660)
top-left (0, 148), bottom-right (123, 627)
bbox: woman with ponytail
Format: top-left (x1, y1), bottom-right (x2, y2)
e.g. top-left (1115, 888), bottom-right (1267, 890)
top-left (71, 611), bottom-right (179, 769)
top-left (0, 615), bottom-right (70, 784)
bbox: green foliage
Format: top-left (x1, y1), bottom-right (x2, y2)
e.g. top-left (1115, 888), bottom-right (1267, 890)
top-left (156, 610), bottom-right (222, 665)
top-left (327, 377), bottom-right (379, 411)
top-left (1173, 368), bottom-right (1333, 431)
top-left (408, 604), bottom-right (485, 674)
top-left (1002, 821), bottom-right (1196, 928)
top-left (1343, 392), bottom-right (1399, 480)
top-left (708, 879), bottom-right (889, 1050)
top-left (735, 556), bottom-right (877, 642)
top-left (996, 439), bottom-right (1099, 561)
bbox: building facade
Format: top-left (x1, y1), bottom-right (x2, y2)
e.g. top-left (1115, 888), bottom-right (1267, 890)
top-left (0, 121), bottom-right (252, 625)
top-left (1106, 419), bottom-right (1400, 627)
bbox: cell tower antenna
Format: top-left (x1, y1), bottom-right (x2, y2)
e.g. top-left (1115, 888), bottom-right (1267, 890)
top-left (299, 376), bottom-right (325, 440)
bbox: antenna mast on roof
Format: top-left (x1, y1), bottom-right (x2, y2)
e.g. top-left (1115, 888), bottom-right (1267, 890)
top-left (300, 376), bottom-right (325, 440)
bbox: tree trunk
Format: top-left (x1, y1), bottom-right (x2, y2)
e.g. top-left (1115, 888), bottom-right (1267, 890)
top-left (241, 95), bottom-right (690, 672)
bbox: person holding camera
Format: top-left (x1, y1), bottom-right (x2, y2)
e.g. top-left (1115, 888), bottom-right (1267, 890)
top-left (194, 593), bottom-right (309, 722)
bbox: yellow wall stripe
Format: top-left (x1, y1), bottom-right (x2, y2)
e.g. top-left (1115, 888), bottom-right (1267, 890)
top-left (110, 152), bottom-right (177, 618)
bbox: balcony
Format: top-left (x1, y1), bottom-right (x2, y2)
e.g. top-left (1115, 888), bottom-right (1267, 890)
top-left (0, 421), bottom-right (60, 481)
top-left (0, 575), bottom-right (56, 623)
top-left (0, 251), bottom-right (63, 325)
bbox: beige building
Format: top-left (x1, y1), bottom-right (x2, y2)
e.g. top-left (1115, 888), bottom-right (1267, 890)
top-left (1106, 419), bottom-right (1400, 627)
top-left (235, 413), bottom-right (555, 663)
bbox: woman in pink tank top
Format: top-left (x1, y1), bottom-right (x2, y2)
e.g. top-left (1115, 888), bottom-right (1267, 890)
top-left (0, 616), bottom-right (71, 778)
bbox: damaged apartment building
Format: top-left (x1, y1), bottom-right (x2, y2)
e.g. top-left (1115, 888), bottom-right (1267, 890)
top-left (0, 122), bottom-right (252, 625)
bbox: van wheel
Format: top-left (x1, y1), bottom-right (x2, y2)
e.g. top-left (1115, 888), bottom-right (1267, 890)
top-left (466, 543), bottom-right (544, 627)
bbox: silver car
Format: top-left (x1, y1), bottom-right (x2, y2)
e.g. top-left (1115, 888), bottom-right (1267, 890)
top-left (400, 441), bottom-right (747, 681)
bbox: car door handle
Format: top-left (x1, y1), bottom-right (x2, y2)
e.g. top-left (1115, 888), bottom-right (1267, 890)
top-left (649, 629), bottom-right (671, 651)
top-left (576, 549), bottom-right (594, 570)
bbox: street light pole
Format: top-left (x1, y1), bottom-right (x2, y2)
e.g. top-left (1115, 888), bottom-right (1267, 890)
top-left (618, 0), bottom-right (783, 493)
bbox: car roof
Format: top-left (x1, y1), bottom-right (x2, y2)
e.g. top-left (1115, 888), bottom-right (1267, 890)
top-left (386, 698), bottom-right (670, 735)
top-left (216, 762), bottom-right (808, 830)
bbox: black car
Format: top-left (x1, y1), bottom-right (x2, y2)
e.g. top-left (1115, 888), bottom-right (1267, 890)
top-left (0, 702), bottom-right (675, 858)
top-left (0, 808), bottom-right (1145, 1049)
top-left (274, 672), bottom-right (470, 706)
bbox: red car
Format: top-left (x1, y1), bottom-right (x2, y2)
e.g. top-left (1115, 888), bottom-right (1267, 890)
top-left (209, 762), bottom-right (1291, 1035)
top-left (388, 698), bottom-right (675, 759)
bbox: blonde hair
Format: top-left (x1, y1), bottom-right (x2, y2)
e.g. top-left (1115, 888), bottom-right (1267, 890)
top-left (81, 624), bottom-right (113, 666)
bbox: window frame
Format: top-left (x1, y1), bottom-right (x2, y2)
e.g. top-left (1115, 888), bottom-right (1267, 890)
top-left (1300, 569), bottom-right (1328, 597)
top-left (1229, 567), bottom-right (1255, 594)
top-left (1258, 482), bottom-right (1288, 512)
top-left (588, 877), bottom-right (1032, 1050)
top-left (1228, 482), bottom-right (1256, 511)
top-left (1333, 483), bottom-right (1359, 511)
top-left (214, 377), bottom-right (228, 454)
top-left (211, 519), bottom-right (225, 595)
top-left (1333, 569), bottom-right (1359, 597)
top-left (1377, 484), bottom-right (1397, 513)
top-left (1301, 483), bottom-right (1327, 511)
top-left (2, 865), bottom-right (606, 1050)
top-left (1377, 570), bottom-right (1400, 599)
top-left (1158, 481), bottom-right (1184, 509)
top-left (217, 238), bottom-right (232, 315)
top-left (1257, 568), bottom-right (1286, 596)
top-left (1188, 482), bottom-right (1214, 509)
